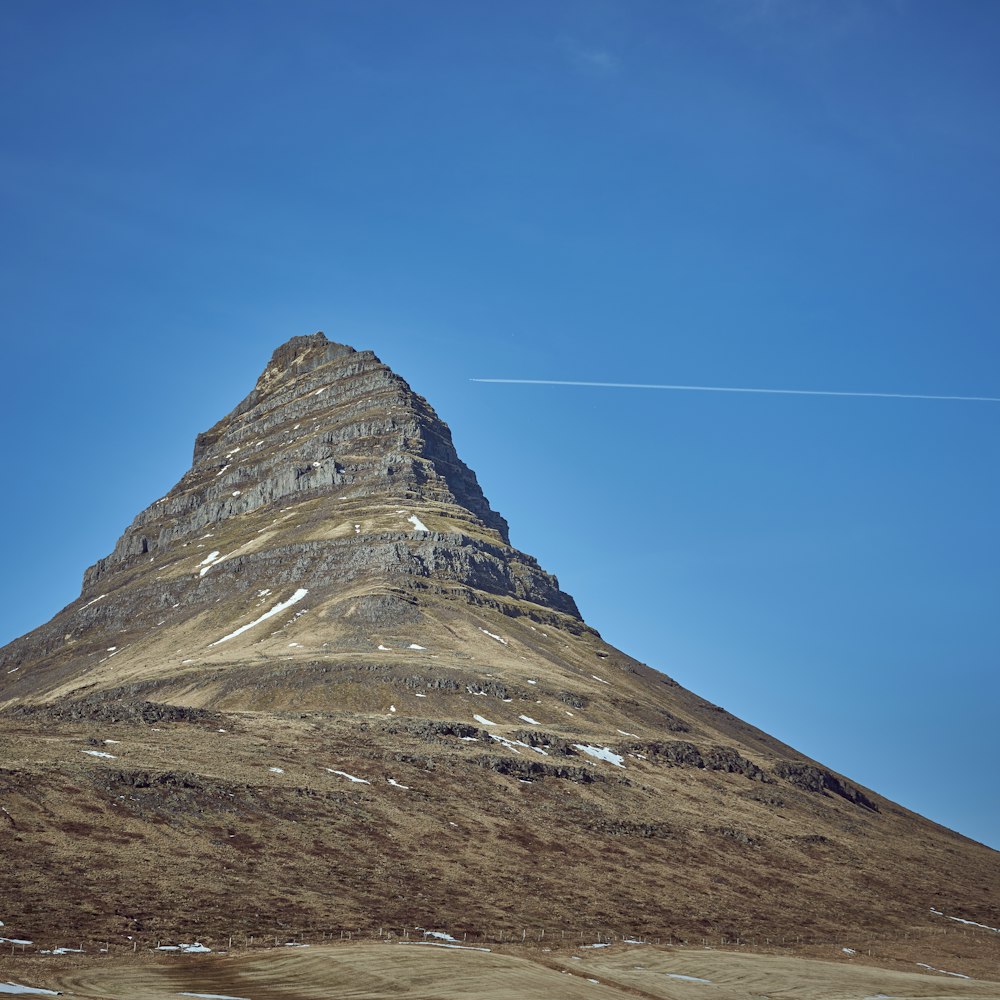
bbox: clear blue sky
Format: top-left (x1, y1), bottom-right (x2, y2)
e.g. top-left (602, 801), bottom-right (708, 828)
top-left (1, 1), bottom-right (998, 850)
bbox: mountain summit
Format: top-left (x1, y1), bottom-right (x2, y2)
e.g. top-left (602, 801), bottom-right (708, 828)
top-left (0, 332), bottom-right (579, 709)
top-left (0, 333), bottom-right (996, 968)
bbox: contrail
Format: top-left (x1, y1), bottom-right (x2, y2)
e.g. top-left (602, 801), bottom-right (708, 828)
top-left (471, 378), bottom-right (1000, 403)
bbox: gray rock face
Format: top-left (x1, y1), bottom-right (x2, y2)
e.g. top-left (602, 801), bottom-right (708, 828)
top-left (85, 334), bottom-right (513, 580)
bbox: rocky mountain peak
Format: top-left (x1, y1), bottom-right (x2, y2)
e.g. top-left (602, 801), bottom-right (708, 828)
top-left (0, 333), bottom-right (580, 707)
top-left (257, 332), bottom-right (357, 386)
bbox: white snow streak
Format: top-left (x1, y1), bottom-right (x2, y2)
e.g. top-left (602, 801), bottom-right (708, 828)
top-left (326, 769), bottom-right (370, 784)
top-left (572, 744), bottom-right (625, 768)
top-left (197, 551), bottom-right (223, 576)
top-left (397, 942), bottom-right (491, 952)
top-left (179, 994), bottom-right (251, 1000)
top-left (489, 733), bottom-right (548, 756)
top-left (917, 962), bottom-right (970, 979)
top-left (209, 589), bottom-right (309, 646)
top-left (407, 514), bottom-right (429, 532)
top-left (930, 907), bottom-right (1000, 933)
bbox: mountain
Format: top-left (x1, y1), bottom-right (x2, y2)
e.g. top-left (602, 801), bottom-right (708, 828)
top-left (0, 332), bottom-right (996, 974)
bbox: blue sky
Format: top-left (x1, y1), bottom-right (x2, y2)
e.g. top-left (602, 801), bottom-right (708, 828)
top-left (1, 1), bottom-right (998, 850)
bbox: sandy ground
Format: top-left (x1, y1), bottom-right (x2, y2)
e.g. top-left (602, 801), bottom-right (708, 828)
top-left (3, 940), bottom-right (998, 1000)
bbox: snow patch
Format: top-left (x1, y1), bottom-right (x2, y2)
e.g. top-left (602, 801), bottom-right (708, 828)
top-left (518, 715), bottom-right (540, 725)
top-left (479, 628), bottom-right (507, 645)
top-left (591, 675), bottom-right (611, 685)
top-left (387, 778), bottom-right (409, 789)
top-left (268, 767), bottom-right (284, 774)
top-left (397, 942), bottom-right (491, 952)
top-left (210, 589), bottom-right (309, 646)
top-left (326, 769), bottom-right (370, 784)
top-left (80, 594), bottom-right (106, 610)
top-left (666, 973), bottom-right (712, 983)
top-left (197, 551), bottom-right (225, 576)
top-left (0, 984), bottom-right (59, 996)
top-left (179, 994), bottom-right (251, 1000)
top-left (930, 907), bottom-right (1000, 933)
top-left (408, 643), bottom-right (425, 650)
top-left (489, 733), bottom-right (548, 756)
top-left (423, 931), bottom-right (458, 942)
top-left (407, 514), bottom-right (429, 532)
top-left (917, 962), bottom-right (969, 979)
top-left (81, 750), bottom-right (117, 760)
top-left (572, 744), bottom-right (625, 768)
top-left (473, 714), bottom-right (496, 726)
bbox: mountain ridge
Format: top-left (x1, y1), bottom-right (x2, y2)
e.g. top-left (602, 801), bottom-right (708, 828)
top-left (0, 331), bottom-right (995, 972)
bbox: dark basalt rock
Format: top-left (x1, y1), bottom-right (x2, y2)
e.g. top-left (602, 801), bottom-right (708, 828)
top-left (471, 754), bottom-right (602, 784)
top-left (623, 740), bottom-right (769, 782)
top-left (6, 697), bottom-right (217, 726)
top-left (774, 761), bottom-right (880, 812)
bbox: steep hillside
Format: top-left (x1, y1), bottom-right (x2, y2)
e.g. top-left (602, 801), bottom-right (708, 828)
top-left (0, 332), bottom-right (996, 971)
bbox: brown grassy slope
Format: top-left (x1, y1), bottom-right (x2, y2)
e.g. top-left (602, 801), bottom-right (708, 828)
top-left (0, 599), bottom-right (997, 957)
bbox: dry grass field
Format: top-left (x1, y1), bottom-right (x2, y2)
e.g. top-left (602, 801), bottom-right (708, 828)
top-left (2, 940), bottom-right (998, 1000)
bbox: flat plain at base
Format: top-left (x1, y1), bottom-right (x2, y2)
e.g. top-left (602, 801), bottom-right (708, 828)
top-left (19, 942), bottom-right (1000, 1000)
